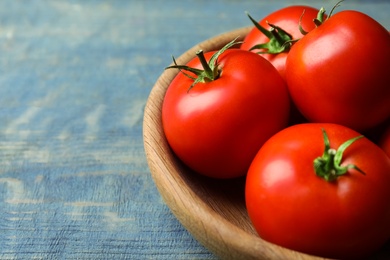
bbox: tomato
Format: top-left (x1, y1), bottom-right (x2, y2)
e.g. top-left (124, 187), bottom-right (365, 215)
top-left (240, 5), bottom-right (324, 80)
top-left (162, 46), bottom-right (289, 178)
top-left (286, 10), bottom-right (390, 132)
top-left (246, 123), bottom-right (390, 259)
top-left (379, 124), bottom-right (390, 158)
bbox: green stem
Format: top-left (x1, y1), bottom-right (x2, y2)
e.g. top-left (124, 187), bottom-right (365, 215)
top-left (165, 38), bottom-right (241, 91)
top-left (246, 12), bottom-right (293, 54)
top-left (314, 7), bottom-right (327, 26)
top-left (196, 50), bottom-right (214, 80)
top-left (313, 128), bottom-right (365, 182)
top-left (300, 1), bottom-right (343, 35)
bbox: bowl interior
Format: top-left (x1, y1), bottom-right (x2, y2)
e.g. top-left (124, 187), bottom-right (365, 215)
top-left (143, 27), bottom-right (390, 260)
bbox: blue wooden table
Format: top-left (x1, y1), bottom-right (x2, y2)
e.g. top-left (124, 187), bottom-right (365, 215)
top-left (0, 1), bottom-right (388, 259)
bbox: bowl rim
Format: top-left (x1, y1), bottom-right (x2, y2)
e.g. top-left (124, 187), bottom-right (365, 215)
top-left (143, 26), bottom-right (332, 260)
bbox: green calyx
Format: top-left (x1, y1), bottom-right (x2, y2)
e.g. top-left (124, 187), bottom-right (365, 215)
top-left (165, 38), bottom-right (241, 91)
top-left (246, 0), bottom-right (344, 51)
top-left (246, 12), bottom-right (295, 54)
top-left (299, 0), bottom-right (343, 35)
top-left (313, 128), bottom-right (365, 182)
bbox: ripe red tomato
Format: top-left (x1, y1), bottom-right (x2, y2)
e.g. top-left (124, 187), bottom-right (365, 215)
top-left (246, 123), bottom-right (390, 259)
top-left (162, 48), bottom-right (289, 178)
top-left (286, 10), bottom-right (390, 132)
top-left (240, 5), bottom-right (323, 80)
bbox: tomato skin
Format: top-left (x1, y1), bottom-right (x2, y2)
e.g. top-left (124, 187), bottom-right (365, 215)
top-left (246, 123), bottom-right (390, 259)
top-left (162, 49), bottom-right (289, 178)
top-left (240, 6), bottom-right (322, 80)
top-left (380, 125), bottom-right (390, 158)
top-left (286, 11), bottom-right (390, 132)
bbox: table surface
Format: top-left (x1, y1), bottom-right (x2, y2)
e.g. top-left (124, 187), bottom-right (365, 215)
top-left (0, 0), bottom-right (389, 259)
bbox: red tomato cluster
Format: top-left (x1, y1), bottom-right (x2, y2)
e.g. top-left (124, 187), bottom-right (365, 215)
top-left (161, 3), bottom-right (390, 259)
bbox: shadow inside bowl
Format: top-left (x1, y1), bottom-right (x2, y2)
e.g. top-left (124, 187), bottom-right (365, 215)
top-left (171, 152), bottom-right (256, 234)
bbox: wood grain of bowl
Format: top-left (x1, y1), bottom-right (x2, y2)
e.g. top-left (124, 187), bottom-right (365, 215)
top-left (143, 27), bottom-right (390, 260)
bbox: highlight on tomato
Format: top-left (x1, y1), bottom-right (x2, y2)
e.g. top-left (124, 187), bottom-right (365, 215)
top-left (285, 8), bottom-right (390, 132)
top-left (162, 39), bottom-right (290, 178)
top-left (245, 123), bottom-right (390, 259)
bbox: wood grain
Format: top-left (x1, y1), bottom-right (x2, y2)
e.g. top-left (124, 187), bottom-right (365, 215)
top-left (1, 1), bottom-right (388, 258)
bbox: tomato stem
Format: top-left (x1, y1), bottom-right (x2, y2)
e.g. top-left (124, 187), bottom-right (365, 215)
top-left (313, 7), bottom-right (326, 26)
top-left (246, 12), bottom-right (294, 54)
top-left (165, 37), bottom-right (241, 91)
top-left (313, 128), bottom-right (365, 182)
top-left (196, 50), bottom-right (215, 81)
top-left (299, 1), bottom-right (342, 35)
top-left (329, 0), bottom-right (344, 17)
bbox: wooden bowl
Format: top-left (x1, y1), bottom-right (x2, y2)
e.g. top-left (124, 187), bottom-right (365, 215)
top-left (143, 27), bottom-right (390, 260)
